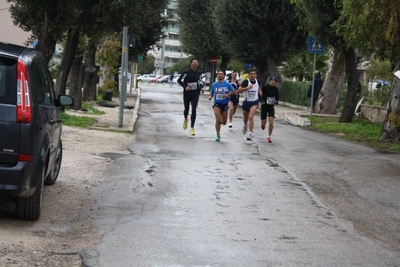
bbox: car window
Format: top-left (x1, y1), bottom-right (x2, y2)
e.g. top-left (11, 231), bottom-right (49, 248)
top-left (0, 57), bottom-right (17, 105)
top-left (30, 58), bottom-right (54, 106)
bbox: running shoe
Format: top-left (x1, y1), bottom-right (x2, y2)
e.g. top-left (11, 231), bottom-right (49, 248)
top-left (228, 123), bottom-right (232, 128)
top-left (215, 134), bottom-right (221, 141)
top-left (190, 128), bottom-right (195, 136)
top-left (183, 119), bottom-right (188, 130)
top-left (247, 133), bottom-right (253, 141)
top-left (267, 136), bottom-right (272, 143)
top-left (242, 125), bottom-right (248, 134)
top-left (261, 125), bottom-right (265, 130)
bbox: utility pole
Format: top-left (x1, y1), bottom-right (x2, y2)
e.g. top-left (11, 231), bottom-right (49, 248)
top-left (119, 26), bottom-right (128, 127)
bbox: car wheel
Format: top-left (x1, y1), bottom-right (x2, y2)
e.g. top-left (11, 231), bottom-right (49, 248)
top-left (16, 164), bottom-right (45, 220)
top-left (44, 140), bottom-right (63, 185)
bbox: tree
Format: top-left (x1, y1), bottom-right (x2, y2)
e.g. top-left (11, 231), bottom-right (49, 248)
top-left (281, 49), bottom-right (329, 81)
top-left (294, 0), bottom-right (362, 122)
top-left (177, 0), bottom-right (231, 71)
top-left (215, 0), bottom-right (306, 86)
top-left (339, 0), bottom-right (400, 142)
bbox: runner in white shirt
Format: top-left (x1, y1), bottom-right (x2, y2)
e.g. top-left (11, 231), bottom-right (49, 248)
top-left (238, 69), bottom-right (261, 141)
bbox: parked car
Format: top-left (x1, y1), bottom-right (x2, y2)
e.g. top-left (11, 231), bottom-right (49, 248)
top-left (368, 79), bottom-right (390, 91)
top-left (151, 75), bottom-right (163, 83)
top-left (0, 42), bottom-right (74, 220)
top-left (156, 75), bottom-right (170, 83)
top-left (172, 74), bottom-right (182, 84)
top-left (137, 74), bottom-right (156, 83)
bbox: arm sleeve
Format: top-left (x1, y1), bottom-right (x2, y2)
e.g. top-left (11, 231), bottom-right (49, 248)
top-left (177, 71), bottom-right (186, 88)
top-left (240, 79), bottom-right (249, 89)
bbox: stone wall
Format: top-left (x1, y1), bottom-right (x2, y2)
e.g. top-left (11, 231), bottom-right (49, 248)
top-left (360, 104), bottom-right (386, 123)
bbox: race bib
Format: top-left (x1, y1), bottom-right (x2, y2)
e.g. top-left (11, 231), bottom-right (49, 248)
top-left (188, 82), bottom-right (197, 90)
top-left (248, 91), bottom-right (256, 99)
top-left (267, 97), bottom-right (275, 105)
top-left (216, 93), bottom-right (226, 100)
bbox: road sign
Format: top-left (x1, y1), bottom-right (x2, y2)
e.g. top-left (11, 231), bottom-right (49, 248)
top-left (308, 36), bottom-right (325, 54)
top-left (138, 54), bottom-right (143, 62)
top-left (245, 64), bottom-right (253, 70)
top-left (210, 57), bottom-right (217, 65)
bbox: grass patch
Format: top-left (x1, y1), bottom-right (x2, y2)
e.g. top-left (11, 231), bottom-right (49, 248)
top-left (60, 112), bottom-right (97, 128)
top-left (307, 117), bottom-right (400, 153)
top-left (82, 102), bottom-right (105, 115)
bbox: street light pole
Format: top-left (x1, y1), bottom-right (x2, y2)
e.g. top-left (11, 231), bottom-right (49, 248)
top-left (119, 26), bottom-right (128, 127)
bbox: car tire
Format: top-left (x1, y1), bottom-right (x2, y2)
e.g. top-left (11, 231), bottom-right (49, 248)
top-left (16, 164), bottom-right (45, 220)
top-left (44, 140), bottom-right (63, 185)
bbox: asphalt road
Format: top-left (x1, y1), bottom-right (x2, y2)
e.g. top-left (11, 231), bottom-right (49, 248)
top-left (92, 83), bottom-right (400, 266)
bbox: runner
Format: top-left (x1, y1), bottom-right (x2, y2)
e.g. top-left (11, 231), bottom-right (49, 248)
top-left (238, 69), bottom-right (261, 141)
top-left (177, 59), bottom-right (202, 136)
top-left (260, 76), bottom-right (279, 143)
top-left (227, 71), bottom-right (241, 128)
top-left (208, 70), bottom-right (236, 141)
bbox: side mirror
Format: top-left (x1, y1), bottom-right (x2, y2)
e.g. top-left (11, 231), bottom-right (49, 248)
top-left (56, 95), bottom-right (74, 107)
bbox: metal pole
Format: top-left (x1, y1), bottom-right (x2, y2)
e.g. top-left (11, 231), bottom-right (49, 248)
top-left (309, 53), bottom-right (316, 117)
top-left (119, 26), bottom-right (128, 127)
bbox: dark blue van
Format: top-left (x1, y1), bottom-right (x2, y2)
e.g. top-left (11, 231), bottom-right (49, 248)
top-left (0, 42), bottom-right (73, 220)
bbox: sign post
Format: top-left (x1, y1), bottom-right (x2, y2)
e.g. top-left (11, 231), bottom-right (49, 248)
top-left (308, 36), bottom-right (325, 117)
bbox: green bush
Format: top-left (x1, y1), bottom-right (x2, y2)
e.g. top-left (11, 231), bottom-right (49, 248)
top-left (98, 80), bottom-right (118, 98)
top-left (279, 81), bottom-right (310, 106)
top-left (280, 81), bottom-right (388, 108)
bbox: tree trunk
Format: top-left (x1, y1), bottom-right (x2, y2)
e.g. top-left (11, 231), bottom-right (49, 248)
top-left (34, 5), bottom-right (57, 64)
top-left (35, 34), bottom-right (57, 64)
top-left (220, 56), bottom-right (230, 72)
top-left (339, 48), bottom-right (361, 123)
top-left (379, 62), bottom-right (400, 142)
top-left (83, 39), bottom-right (98, 101)
top-left (316, 47), bottom-right (346, 114)
top-left (54, 29), bottom-right (80, 96)
top-left (256, 57), bottom-right (282, 88)
top-left (69, 53), bottom-right (83, 110)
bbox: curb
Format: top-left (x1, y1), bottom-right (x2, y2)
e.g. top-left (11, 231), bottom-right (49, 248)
top-left (131, 88), bottom-right (141, 132)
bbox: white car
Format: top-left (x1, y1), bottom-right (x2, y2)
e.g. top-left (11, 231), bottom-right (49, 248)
top-left (137, 74), bottom-right (156, 83)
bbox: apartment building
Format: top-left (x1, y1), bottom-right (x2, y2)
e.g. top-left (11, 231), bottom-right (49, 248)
top-left (150, 0), bottom-right (189, 75)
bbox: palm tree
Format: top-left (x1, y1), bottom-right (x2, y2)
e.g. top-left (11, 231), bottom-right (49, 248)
top-left (281, 49), bottom-right (329, 81)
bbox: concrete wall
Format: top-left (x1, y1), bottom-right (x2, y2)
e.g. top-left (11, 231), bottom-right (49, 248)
top-left (360, 104), bottom-right (386, 123)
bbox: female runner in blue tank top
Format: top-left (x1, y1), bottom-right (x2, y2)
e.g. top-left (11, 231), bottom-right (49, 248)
top-left (208, 70), bottom-right (236, 141)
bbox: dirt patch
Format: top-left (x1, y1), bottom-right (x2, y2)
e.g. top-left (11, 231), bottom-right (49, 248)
top-left (0, 122), bottom-right (134, 266)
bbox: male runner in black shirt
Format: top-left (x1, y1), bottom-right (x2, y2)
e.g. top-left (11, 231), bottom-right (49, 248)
top-left (178, 59), bottom-right (202, 136)
top-left (259, 76), bottom-right (279, 143)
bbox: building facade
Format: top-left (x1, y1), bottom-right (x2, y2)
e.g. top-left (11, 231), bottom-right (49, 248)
top-left (0, 2), bottom-right (31, 46)
top-left (150, 0), bottom-right (189, 75)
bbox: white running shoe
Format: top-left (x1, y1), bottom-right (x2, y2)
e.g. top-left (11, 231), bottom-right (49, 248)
top-left (247, 132), bottom-right (253, 141)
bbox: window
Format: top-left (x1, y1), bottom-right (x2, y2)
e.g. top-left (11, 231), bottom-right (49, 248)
top-left (0, 58), bottom-right (17, 105)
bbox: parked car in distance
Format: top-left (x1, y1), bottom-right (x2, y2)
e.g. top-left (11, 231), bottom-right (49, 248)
top-left (151, 75), bottom-right (163, 83)
top-left (0, 42), bottom-right (74, 220)
top-left (172, 74), bottom-right (182, 84)
top-left (137, 74), bottom-right (156, 83)
top-left (156, 75), bottom-right (170, 83)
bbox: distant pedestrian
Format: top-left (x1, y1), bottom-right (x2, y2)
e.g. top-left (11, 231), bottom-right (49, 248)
top-left (307, 71), bottom-right (323, 112)
top-left (260, 76), bottom-right (279, 143)
top-left (238, 69), bottom-right (260, 141)
top-left (208, 70), bottom-right (236, 141)
top-left (170, 71), bottom-right (174, 87)
top-left (177, 59), bottom-right (202, 136)
top-left (227, 71), bottom-right (241, 128)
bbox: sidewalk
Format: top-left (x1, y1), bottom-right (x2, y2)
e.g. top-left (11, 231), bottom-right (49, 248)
top-left (65, 89), bottom-right (141, 133)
